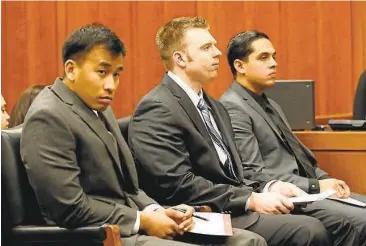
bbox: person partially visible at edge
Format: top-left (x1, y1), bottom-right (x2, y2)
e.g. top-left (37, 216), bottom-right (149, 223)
top-left (8, 85), bottom-right (46, 128)
top-left (219, 30), bottom-right (366, 244)
top-left (2, 95), bottom-right (10, 129)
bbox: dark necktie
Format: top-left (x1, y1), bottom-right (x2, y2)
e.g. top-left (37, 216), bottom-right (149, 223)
top-left (264, 102), bottom-right (316, 178)
top-left (98, 113), bottom-right (118, 151)
top-left (98, 112), bottom-right (131, 187)
top-left (197, 98), bottom-right (238, 180)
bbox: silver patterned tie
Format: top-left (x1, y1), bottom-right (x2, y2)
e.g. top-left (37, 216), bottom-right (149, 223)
top-left (197, 98), bottom-right (238, 180)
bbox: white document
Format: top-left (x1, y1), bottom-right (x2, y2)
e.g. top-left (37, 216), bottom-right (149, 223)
top-left (189, 212), bottom-right (233, 236)
top-left (327, 197), bottom-right (366, 208)
top-left (289, 189), bottom-right (336, 204)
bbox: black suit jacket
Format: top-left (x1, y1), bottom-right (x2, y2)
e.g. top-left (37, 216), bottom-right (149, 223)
top-left (21, 78), bottom-right (156, 237)
top-left (129, 74), bottom-right (262, 228)
top-left (220, 82), bottom-right (329, 192)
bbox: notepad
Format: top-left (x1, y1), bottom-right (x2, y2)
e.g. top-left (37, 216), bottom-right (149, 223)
top-left (189, 212), bottom-right (233, 236)
top-left (289, 189), bottom-right (336, 205)
top-left (327, 197), bottom-right (366, 208)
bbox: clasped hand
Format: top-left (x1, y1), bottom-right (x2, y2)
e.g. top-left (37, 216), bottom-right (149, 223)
top-left (140, 204), bottom-right (194, 239)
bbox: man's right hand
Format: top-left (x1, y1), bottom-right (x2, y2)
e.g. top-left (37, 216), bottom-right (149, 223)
top-left (269, 181), bottom-right (307, 197)
top-left (139, 211), bottom-right (183, 239)
top-left (248, 192), bottom-right (294, 214)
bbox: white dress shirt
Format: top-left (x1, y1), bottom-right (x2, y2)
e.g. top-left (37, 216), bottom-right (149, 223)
top-left (167, 71), bottom-right (228, 165)
top-left (167, 72), bottom-right (276, 211)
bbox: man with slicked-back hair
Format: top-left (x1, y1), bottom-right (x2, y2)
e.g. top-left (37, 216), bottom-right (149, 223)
top-left (220, 30), bottom-right (366, 245)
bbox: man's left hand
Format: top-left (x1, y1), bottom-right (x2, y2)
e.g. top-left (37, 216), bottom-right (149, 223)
top-left (157, 204), bottom-right (194, 232)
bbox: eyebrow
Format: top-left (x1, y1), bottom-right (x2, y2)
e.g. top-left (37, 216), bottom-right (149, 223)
top-left (98, 61), bottom-right (124, 71)
top-left (99, 61), bottom-right (112, 67)
top-left (200, 41), bottom-right (217, 48)
top-left (257, 51), bottom-right (276, 56)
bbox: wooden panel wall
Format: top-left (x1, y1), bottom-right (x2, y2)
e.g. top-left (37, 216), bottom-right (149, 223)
top-left (2, 1), bottom-right (365, 118)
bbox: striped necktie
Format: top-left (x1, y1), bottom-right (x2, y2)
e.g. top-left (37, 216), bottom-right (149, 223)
top-left (197, 98), bottom-right (238, 180)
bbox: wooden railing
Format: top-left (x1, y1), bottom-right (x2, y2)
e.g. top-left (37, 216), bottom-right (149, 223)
top-left (295, 131), bottom-right (366, 194)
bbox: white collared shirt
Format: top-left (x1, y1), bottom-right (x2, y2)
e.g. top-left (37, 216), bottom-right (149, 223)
top-left (167, 71), bottom-right (228, 165)
top-left (167, 72), bottom-right (274, 198)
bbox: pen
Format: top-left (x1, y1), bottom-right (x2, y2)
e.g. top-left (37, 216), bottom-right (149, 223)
top-left (171, 207), bottom-right (209, 221)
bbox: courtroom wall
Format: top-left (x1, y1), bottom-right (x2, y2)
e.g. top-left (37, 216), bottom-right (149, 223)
top-left (2, 1), bottom-right (365, 118)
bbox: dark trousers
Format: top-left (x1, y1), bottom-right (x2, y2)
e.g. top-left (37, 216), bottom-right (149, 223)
top-left (232, 213), bottom-right (331, 246)
top-left (301, 192), bottom-right (366, 246)
top-left (232, 208), bottom-right (362, 246)
top-left (122, 228), bottom-right (267, 246)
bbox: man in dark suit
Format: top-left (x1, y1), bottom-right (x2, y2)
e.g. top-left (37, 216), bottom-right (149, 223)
top-left (20, 24), bottom-right (266, 246)
top-left (220, 30), bottom-right (366, 243)
top-left (128, 16), bottom-right (360, 245)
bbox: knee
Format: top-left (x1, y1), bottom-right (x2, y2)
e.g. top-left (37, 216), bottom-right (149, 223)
top-left (296, 217), bottom-right (331, 246)
top-left (332, 216), bottom-right (364, 246)
top-left (250, 233), bottom-right (267, 246)
top-left (232, 229), bottom-right (267, 246)
top-left (254, 236), bottom-right (267, 246)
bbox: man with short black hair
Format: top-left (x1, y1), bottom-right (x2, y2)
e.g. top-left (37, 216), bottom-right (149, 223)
top-left (220, 30), bottom-right (366, 245)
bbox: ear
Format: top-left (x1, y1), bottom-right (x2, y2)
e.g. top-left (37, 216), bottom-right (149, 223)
top-left (64, 59), bottom-right (77, 82)
top-left (233, 59), bottom-right (246, 75)
top-left (173, 51), bottom-right (186, 68)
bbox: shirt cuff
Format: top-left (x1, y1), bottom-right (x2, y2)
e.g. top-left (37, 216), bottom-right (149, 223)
top-left (308, 179), bottom-right (320, 194)
top-left (132, 212), bottom-right (140, 234)
top-left (132, 204), bottom-right (163, 234)
top-left (318, 175), bottom-right (331, 180)
top-left (144, 203), bottom-right (164, 212)
top-left (262, 180), bottom-right (278, 192)
top-left (245, 196), bottom-right (251, 211)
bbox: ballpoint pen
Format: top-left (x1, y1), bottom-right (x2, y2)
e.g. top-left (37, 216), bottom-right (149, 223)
top-left (171, 207), bottom-right (209, 221)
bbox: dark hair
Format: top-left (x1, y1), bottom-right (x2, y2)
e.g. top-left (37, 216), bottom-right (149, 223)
top-left (8, 85), bottom-right (47, 128)
top-left (62, 23), bottom-right (126, 65)
top-left (227, 30), bottom-right (270, 77)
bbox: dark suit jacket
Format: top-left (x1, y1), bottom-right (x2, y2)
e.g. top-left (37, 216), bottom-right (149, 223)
top-left (220, 81), bottom-right (329, 192)
top-left (129, 74), bottom-right (262, 228)
top-left (20, 78), bottom-right (156, 237)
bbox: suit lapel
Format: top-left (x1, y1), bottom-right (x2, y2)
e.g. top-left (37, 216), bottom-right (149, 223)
top-left (273, 103), bottom-right (317, 161)
top-left (205, 94), bottom-right (229, 146)
top-left (100, 109), bottom-right (139, 189)
top-left (232, 82), bottom-right (286, 146)
top-left (163, 75), bottom-right (245, 184)
top-left (51, 79), bottom-right (123, 176)
top-left (205, 93), bottom-right (244, 181)
top-left (162, 75), bottom-right (217, 152)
